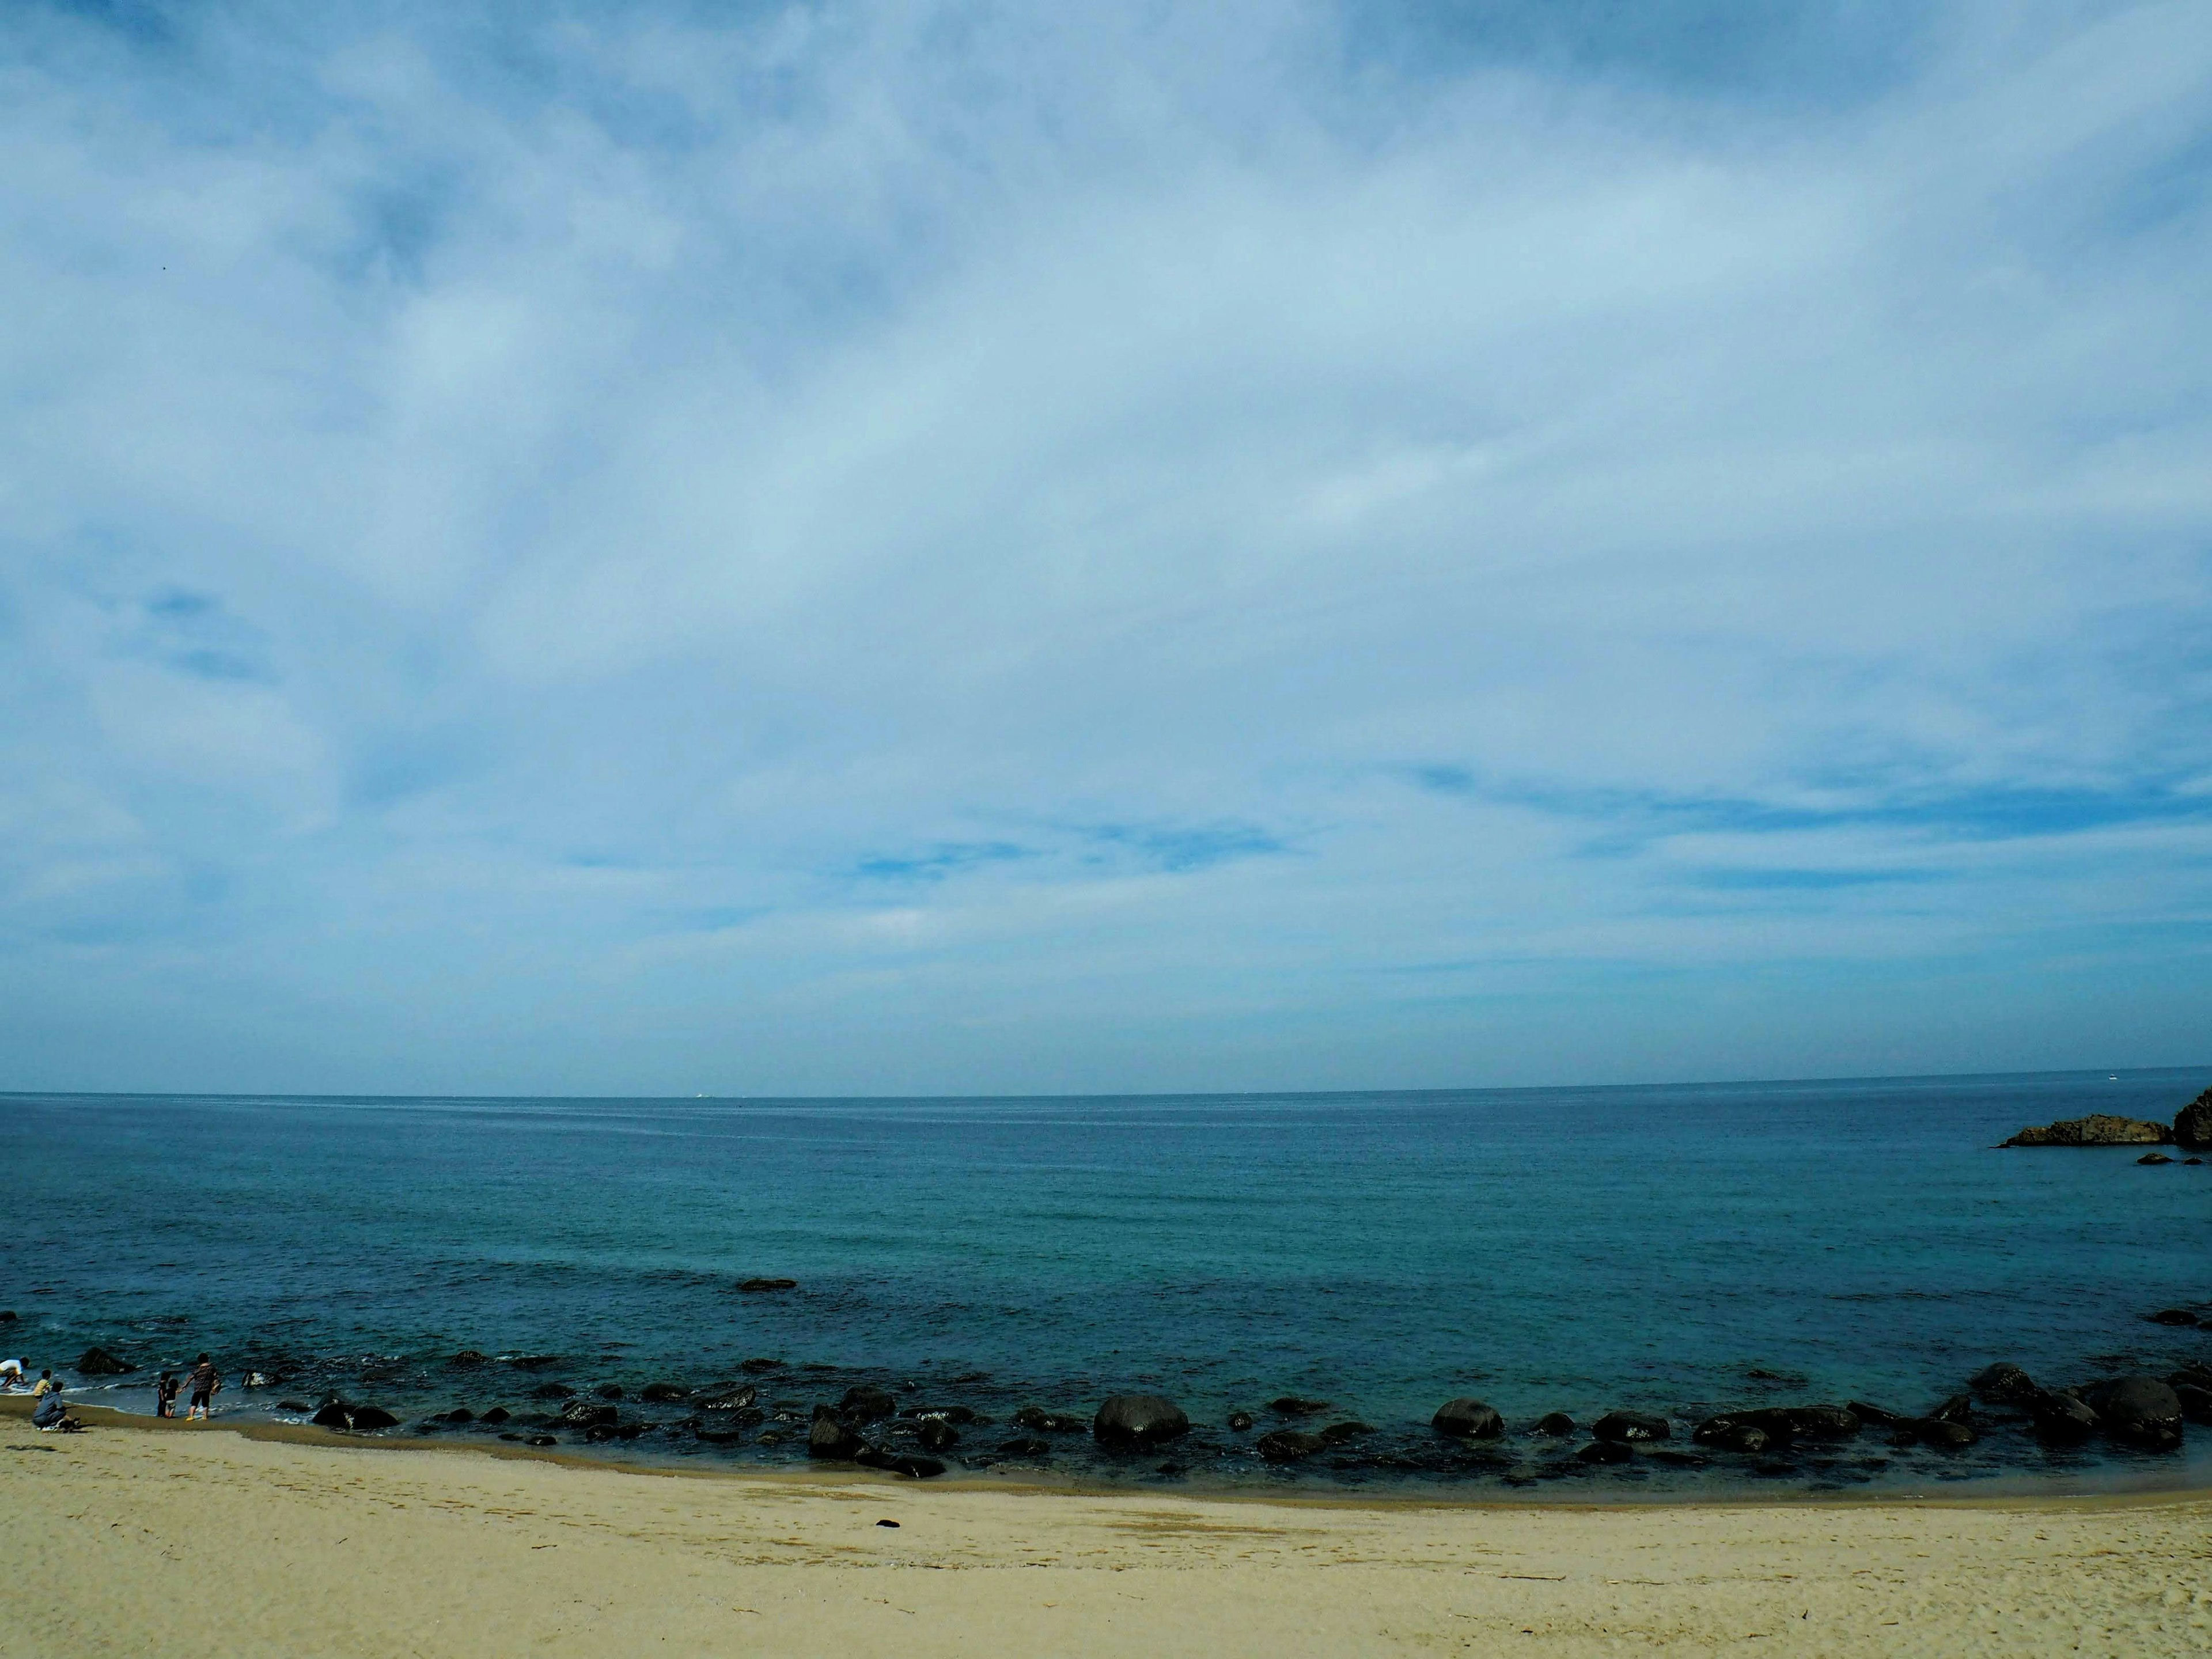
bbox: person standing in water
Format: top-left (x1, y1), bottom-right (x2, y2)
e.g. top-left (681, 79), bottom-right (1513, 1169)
top-left (156, 1370), bottom-right (181, 1418)
top-left (184, 1353), bottom-right (220, 1421)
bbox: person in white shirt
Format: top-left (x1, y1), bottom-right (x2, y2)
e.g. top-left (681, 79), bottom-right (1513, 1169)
top-left (0, 1358), bottom-right (23, 1389)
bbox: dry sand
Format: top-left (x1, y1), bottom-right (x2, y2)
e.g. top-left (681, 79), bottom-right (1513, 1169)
top-left (2, 1399), bottom-right (2207, 1656)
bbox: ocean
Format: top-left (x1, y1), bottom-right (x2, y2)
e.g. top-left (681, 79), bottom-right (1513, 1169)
top-left (3, 1067), bottom-right (2207, 1495)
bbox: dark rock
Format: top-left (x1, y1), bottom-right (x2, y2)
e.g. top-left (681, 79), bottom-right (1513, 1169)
top-left (2174, 1089), bottom-right (2212, 1150)
top-left (596, 1383), bottom-right (625, 1399)
top-left (1533, 1412), bottom-right (1575, 1437)
top-left (1431, 1399), bottom-right (1504, 1439)
top-left (440, 1408), bottom-right (475, 1424)
top-left (2172, 1385), bottom-right (2212, 1427)
top-left (694, 1425), bottom-right (747, 1445)
top-left (531, 1382), bottom-right (575, 1400)
top-left (584, 1423), bottom-right (617, 1443)
top-left (877, 1518), bottom-right (900, 1527)
top-left (1705, 1422), bottom-right (1771, 1455)
top-left (1267, 1396), bottom-right (1330, 1416)
top-left (738, 1277), bottom-right (797, 1292)
top-left (75, 1347), bottom-right (132, 1376)
top-left (2187, 1158), bottom-right (2205, 1165)
top-left (2029, 1391), bottom-right (2098, 1443)
top-left (855, 1448), bottom-right (945, 1478)
top-left (2001, 1114), bottom-right (2172, 1147)
top-left (699, 1384), bottom-right (758, 1412)
top-left (278, 1400), bottom-right (310, 1413)
top-left (916, 1418), bottom-right (960, 1453)
top-left (1592, 1411), bottom-right (1669, 1442)
top-left (839, 1385), bottom-right (898, 1421)
top-left (450, 1350), bottom-right (490, 1367)
top-left (1317, 1421), bottom-right (1373, 1445)
top-left (1649, 1450), bottom-right (1707, 1468)
top-left (526, 1434), bottom-right (557, 1447)
top-left (1226, 1411), bottom-right (1253, 1431)
top-left (1967, 1363), bottom-right (2039, 1404)
top-left (1902, 1418), bottom-right (1976, 1449)
top-left (2149, 1309), bottom-right (2199, 1326)
top-left (615, 1422), bottom-right (653, 1441)
top-left (639, 1382), bottom-right (689, 1403)
top-left (1577, 1439), bottom-right (1633, 1464)
top-left (2079, 1376), bottom-right (2184, 1451)
top-left (997, 1436), bottom-right (1051, 1457)
top-left (2170, 1362), bottom-right (2212, 1390)
top-left (1846, 1401), bottom-right (1908, 1428)
top-left (480, 1407), bottom-right (510, 1426)
top-left (808, 1406), bottom-right (865, 1460)
top-left (1779, 1405), bottom-right (1859, 1440)
top-left (1256, 1430), bottom-right (1328, 1463)
top-left (558, 1400), bottom-right (618, 1429)
top-left (312, 1402), bottom-right (353, 1429)
top-left (1929, 1393), bottom-right (1975, 1425)
top-left (1093, 1395), bottom-right (1191, 1447)
top-left (510, 1355), bottom-right (563, 1370)
top-left (1014, 1405), bottom-right (1088, 1433)
top-left (740, 1357), bottom-right (783, 1373)
top-left (2140, 1153), bottom-right (2175, 1165)
top-left (0, 1312), bottom-right (14, 1322)
top-left (904, 1405), bottom-right (977, 1425)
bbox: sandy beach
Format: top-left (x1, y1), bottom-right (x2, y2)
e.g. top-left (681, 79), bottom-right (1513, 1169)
top-left (2, 1400), bottom-right (2206, 1656)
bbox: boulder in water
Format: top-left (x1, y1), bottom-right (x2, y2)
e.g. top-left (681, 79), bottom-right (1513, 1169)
top-left (531, 1382), bottom-right (574, 1401)
top-left (450, 1350), bottom-right (490, 1367)
top-left (1256, 1430), bottom-right (1328, 1463)
top-left (479, 1407), bottom-right (511, 1426)
top-left (916, 1418), bottom-right (960, 1453)
top-left (997, 1436), bottom-right (1051, 1457)
top-left (808, 1405), bottom-right (863, 1460)
top-left (312, 1401), bottom-right (353, 1430)
top-left (740, 1357), bottom-right (783, 1373)
top-left (738, 1277), bottom-right (797, 1293)
top-left (1846, 1400), bottom-right (1908, 1428)
top-left (1533, 1412), bottom-right (1575, 1437)
top-left (1968, 1363), bottom-right (2039, 1404)
top-left (2001, 1114), bottom-right (2170, 1147)
top-left (699, 1384), bottom-right (758, 1412)
top-left (2139, 1153), bottom-right (2175, 1165)
top-left (1317, 1421), bottom-right (1373, 1445)
top-left (1577, 1439), bottom-right (1633, 1464)
top-left (1902, 1418), bottom-right (1976, 1449)
top-left (1226, 1411), bottom-right (1254, 1431)
top-left (639, 1382), bottom-right (688, 1403)
top-left (2173, 1384), bottom-right (2212, 1427)
top-left (855, 1448), bottom-right (945, 1478)
top-left (1267, 1396), bottom-right (1330, 1416)
top-left (2148, 1309), bottom-right (2199, 1326)
top-left (2030, 1391), bottom-right (2097, 1443)
top-left (839, 1385), bottom-right (897, 1421)
top-left (1431, 1399), bottom-right (1503, 1439)
top-left (2079, 1376), bottom-right (2184, 1451)
top-left (558, 1400), bottom-right (618, 1429)
top-left (1093, 1395), bottom-right (1191, 1448)
top-left (595, 1383), bottom-right (624, 1400)
top-left (1592, 1411), bottom-right (1669, 1443)
top-left (904, 1404), bottom-right (978, 1425)
top-left (76, 1347), bottom-right (131, 1376)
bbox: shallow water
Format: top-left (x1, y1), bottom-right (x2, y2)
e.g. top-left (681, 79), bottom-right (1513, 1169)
top-left (2, 1069), bottom-right (2207, 1494)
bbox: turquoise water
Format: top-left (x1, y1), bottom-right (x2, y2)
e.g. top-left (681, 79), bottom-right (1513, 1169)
top-left (3, 1068), bottom-right (2207, 1493)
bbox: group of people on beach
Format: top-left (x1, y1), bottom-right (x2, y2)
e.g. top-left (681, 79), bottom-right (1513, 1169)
top-left (1, 1351), bottom-right (222, 1431)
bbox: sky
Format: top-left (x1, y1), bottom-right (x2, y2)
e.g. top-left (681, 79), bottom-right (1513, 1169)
top-left (1, 0), bottom-right (2208, 1097)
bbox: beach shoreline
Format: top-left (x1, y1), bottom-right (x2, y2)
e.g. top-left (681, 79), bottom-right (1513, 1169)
top-left (5, 1402), bottom-right (2209, 1656)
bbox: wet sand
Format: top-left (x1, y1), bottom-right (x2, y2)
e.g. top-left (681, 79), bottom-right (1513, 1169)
top-left (2, 1399), bottom-right (2207, 1656)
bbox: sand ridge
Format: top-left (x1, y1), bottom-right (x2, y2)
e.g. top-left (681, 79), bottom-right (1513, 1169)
top-left (2, 1407), bottom-right (2208, 1656)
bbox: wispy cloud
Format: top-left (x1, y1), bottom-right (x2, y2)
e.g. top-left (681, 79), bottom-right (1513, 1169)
top-left (1, 0), bottom-right (2209, 1093)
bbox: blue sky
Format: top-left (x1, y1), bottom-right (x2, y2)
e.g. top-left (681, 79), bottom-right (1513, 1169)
top-left (2, 0), bottom-right (2209, 1095)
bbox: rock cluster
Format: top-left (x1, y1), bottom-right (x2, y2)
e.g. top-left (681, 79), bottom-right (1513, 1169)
top-left (2001, 1113), bottom-right (2170, 1147)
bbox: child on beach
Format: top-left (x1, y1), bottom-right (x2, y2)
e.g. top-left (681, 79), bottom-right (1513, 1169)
top-left (156, 1371), bottom-right (181, 1418)
top-left (29, 1368), bottom-right (58, 1397)
top-left (184, 1353), bottom-right (221, 1420)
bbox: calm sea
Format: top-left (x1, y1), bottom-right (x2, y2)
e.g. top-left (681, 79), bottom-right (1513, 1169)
top-left (4, 1069), bottom-right (2207, 1494)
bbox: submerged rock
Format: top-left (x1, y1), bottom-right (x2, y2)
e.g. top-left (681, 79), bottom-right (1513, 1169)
top-left (480, 1407), bottom-right (511, 1426)
top-left (1256, 1430), bottom-right (1328, 1463)
top-left (738, 1277), bottom-right (797, 1293)
top-left (699, 1384), bottom-right (758, 1412)
top-left (1016, 1405), bottom-right (1089, 1434)
top-left (1899, 1418), bottom-right (1976, 1449)
top-left (510, 1355), bottom-right (563, 1370)
top-left (2079, 1376), bottom-right (2184, 1451)
top-left (1431, 1399), bottom-right (1503, 1439)
top-left (450, 1350), bottom-right (490, 1367)
top-left (740, 1357), bottom-right (783, 1373)
top-left (639, 1382), bottom-right (689, 1403)
top-left (1317, 1421), bottom-right (1374, 1445)
top-left (531, 1382), bottom-right (575, 1401)
top-left (903, 1404), bottom-right (978, 1425)
top-left (1929, 1394), bottom-right (1975, 1425)
top-left (997, 1436), bottom-right (1051, 1458)
top-left (1846, 1401), bottom-right (1909, 1428)
top-left (1226, 1411), bottom-right (1254, 1431)
top-left (2001, 1114), bottom-right (2170, 1147)
top-left (1577, 1439), bottom-right (1633, 1464)
top-left (2148, 1309), bottom-right (2199, 1326)
top-left (2139, 1153), bottom-right (2175, 1165)
top-left (558, 1400), bottom-right (618, 1429)
top-left (916, 1418), bottom-right (960, 1453)
top-left (595, 1383), bottom-right (624, 1400)
top-left (1267, 1396), bottom-right (1331, 1417)
top-left (1093, 1395), bottom-right (1191, 1448)
top-left (75, 1347), bottom-right (131, 1377)
top-left (1592, 1411), bottom-right (1669, 1443)
top-left (2173, 1384), bottom-right (2212, 1427)
top-left (1532, 1412), bottom-right (1575, 1437)
top-left (2031, 1391), bottom-right (2098, 1443)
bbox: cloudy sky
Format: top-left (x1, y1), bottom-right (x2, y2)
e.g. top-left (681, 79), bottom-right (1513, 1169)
top-left (2, 0), bottom-right (2207, 1096)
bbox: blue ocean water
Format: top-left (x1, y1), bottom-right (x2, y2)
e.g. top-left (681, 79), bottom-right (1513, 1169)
top-left (3, 1069), bottom-right (2208, 1494)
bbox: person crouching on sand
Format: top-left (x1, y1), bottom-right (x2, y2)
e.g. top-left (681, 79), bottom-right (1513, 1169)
top-left (184, 1353), bottom-right (221, 1421)
top-left (156, 1370), bottom-right (181, 1418)
top-left (32, 1385), bottom-right (80, 1433)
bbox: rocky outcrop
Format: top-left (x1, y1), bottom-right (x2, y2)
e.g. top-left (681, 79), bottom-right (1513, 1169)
top-left (1267, 1396), bottom-right (1330, 1416)
top-left (1015, 1405), bottom-right (1089, 1433)
top-left (1317, 1421), bottom-right (1373, 1445)
top-left (2001, 1114), bottom-right (2171, 1147)
top-left (738, 1278), bottom-right (797, 1292)
top-left (75, 1347), bottom-right (131, 1376)
top-left (1092, 1395), bottom-right (1191, 1448)
top-left (698, 1384), bottom-right (757, 1412)
top-left (2174, 1089), bottom-right (2212, 1150)
top-left (639, 1381), bottom-right (690, 1402)
top-left (1256, 1429), bottom-right (1327, 1462)
top-left (1577, 1439), bottom-right (1633, 1464)
top-left (1430, 1398), bottom-right (1503, 1439)
top-left (807, 1404), bottom-right (863, 1460)
top-left (1968, 1363), bottom-right (2039, 1404)
top-left (839, 1385), bottom-right (897, 1422)
top-left (916, 1418), bottom-right (960, 1453)
top-left (1533, 1412), bottom-right (1575, 1436)
top-left (312, 1400), bottom-right (399, 1432)
top-left (558, 1400), bottom-right (618, 1428)
top-left (2030, 1390), bottom-right (2098, 1443)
